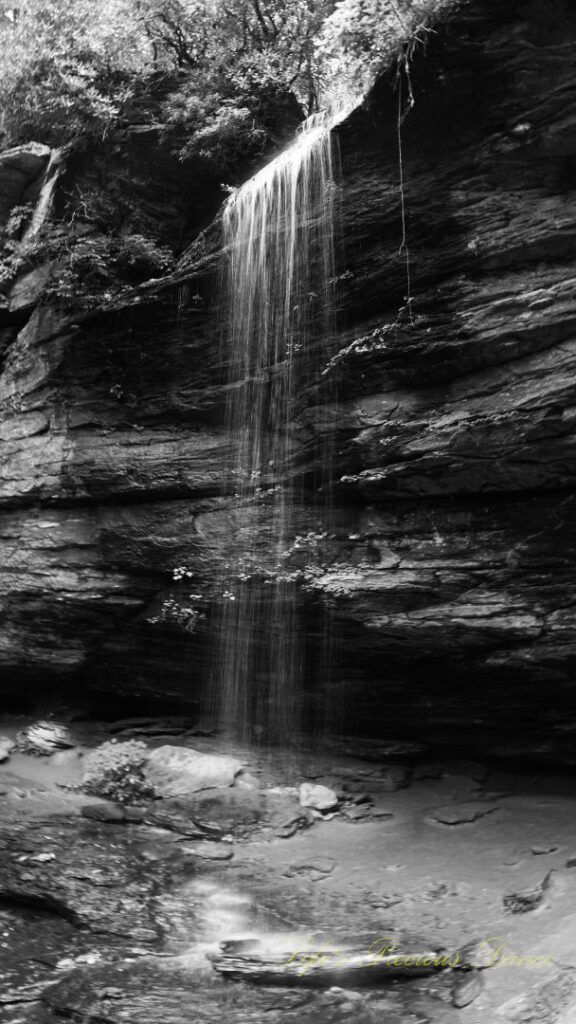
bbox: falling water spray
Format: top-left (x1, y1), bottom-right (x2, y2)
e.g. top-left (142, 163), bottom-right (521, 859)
top-left (214, 111), bottom-right (340, 745)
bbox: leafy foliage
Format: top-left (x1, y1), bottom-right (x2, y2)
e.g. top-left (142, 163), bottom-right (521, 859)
top-left (0, 211), bottom-right (175, 309)
top-left (0, 0), bottom-right (333, 155)
top-left (82, 739), bottom-right (155, 804)
top-left (47, 231), bottom-right (175, 308)
top-left (0, 1), bottom-right (143, 146)
top-left (159, 89), bottom-right (269, 168)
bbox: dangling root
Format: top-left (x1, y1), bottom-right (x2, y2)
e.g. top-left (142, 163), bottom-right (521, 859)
top-left (396, 50), bottom-right (416, 325)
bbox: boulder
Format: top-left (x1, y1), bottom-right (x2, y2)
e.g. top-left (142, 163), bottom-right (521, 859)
top-left (145, 746), bottom-right (242, 797)
top-left (0, 736), bottom-right (15, 762)
top-left (17, 721), bottom-right (74, 755)
top-left (81, 801), bottom-right (130, 823)
top-left (299, 783), bottom-right (339, 812)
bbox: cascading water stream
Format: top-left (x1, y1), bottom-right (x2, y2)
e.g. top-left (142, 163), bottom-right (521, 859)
top-left (214, 111), bottom-right (340, 744)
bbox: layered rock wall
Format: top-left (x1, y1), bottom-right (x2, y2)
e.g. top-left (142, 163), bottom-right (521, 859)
top-left (2, 0), bottom-right (576, 759)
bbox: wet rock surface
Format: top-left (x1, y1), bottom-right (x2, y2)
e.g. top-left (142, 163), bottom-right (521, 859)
top-left (1, 726), bottom-right (576, 1022)
top-left (0, 819), bottom-right (164, 938)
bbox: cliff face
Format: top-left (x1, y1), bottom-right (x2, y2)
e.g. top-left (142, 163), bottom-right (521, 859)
top-left (2, 0), bottom-right (576, 761)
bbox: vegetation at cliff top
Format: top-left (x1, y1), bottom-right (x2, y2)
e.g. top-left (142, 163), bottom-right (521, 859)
top-left (0, 0), bottom-right (464, 157)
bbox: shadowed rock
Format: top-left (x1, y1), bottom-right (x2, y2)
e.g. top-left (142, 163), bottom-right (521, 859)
top-left (1, 0), bottom-right (576, 762)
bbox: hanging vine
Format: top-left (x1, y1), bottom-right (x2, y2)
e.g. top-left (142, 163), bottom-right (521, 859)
top-left (396, 44), bottom-right (415, 325)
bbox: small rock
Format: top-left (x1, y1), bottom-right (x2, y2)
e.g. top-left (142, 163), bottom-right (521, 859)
top-left (342, 804), bottom-right (372, 821)
top-left (328, 987), bottom-right (364, 1004)
top-left (429, 802), bottom-right (500, 826)
top-left (234, 771), bottom-right (260, 790)
top-left (96, 988), bottom-right (124, 1001)
top-left (145, 745), bottom-right (242, 797)
top-left (0, 737), bottom-right (15, 762)
top-left (81, 801), bottom-right (128, 822)
top-left (503, 871), bottom-right (553, 913)
top-left (290, 856), bottom-right (336, 875)
top-left (220, 938), bottom-right (261, 954)
top-left (346, 790), bottom-right (372, 804)
top-left (502, 855), bottom-right (524, 867)
top-left (531, 844), bottom-right (558, 856)
top-left (17, 721), bottom-right (74, 755)
top-left (276, 821), bottom-right (299, 839)
top-left (453, 970), bottom-right (484, 1008)
top-left (565, 855), bottom-right (576, 868)
top-left (299, 783), bottom-right (339, 812)
top-left (55, 958), bottom-right (76, 971)
top-left (179, 843), bottom-right (234, 861)
top-left (371, 808), bottom-right (394, 819)
top-left (29, 852), bottom-right (56, 864)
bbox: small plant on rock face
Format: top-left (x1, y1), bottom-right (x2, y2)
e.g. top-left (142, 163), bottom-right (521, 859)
top-left (146, 594), bottom-right (204, 633)
top-left (82, 739), bottom-right (155, 804)
top-left (45, 231), bottom-right (175, 307)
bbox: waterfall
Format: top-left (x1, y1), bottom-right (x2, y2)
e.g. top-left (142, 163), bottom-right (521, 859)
top-left (214, 112), bottom-right (339, 744)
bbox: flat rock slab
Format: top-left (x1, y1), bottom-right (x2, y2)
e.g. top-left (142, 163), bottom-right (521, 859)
top-left (453, 970), bottom-right (484, 1008)
top-left (140, 786), bottom-right (304, 839)
top-left (428, 801), bottom-right (500, 826)
top-left (177, 842), bottom-right (234, 861)
top-left (145, 746), bottom-right (242, 797)
top-left (332, 738), bottom-right (429, 762)
top-left (211, 932), bottom-right (452, 986)
top-left (143, 806), bottom-right (222, 838)
top-left (342, 804), bottom-right (373, 821)
top-left (81, 801), bottom-right (132, 823)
